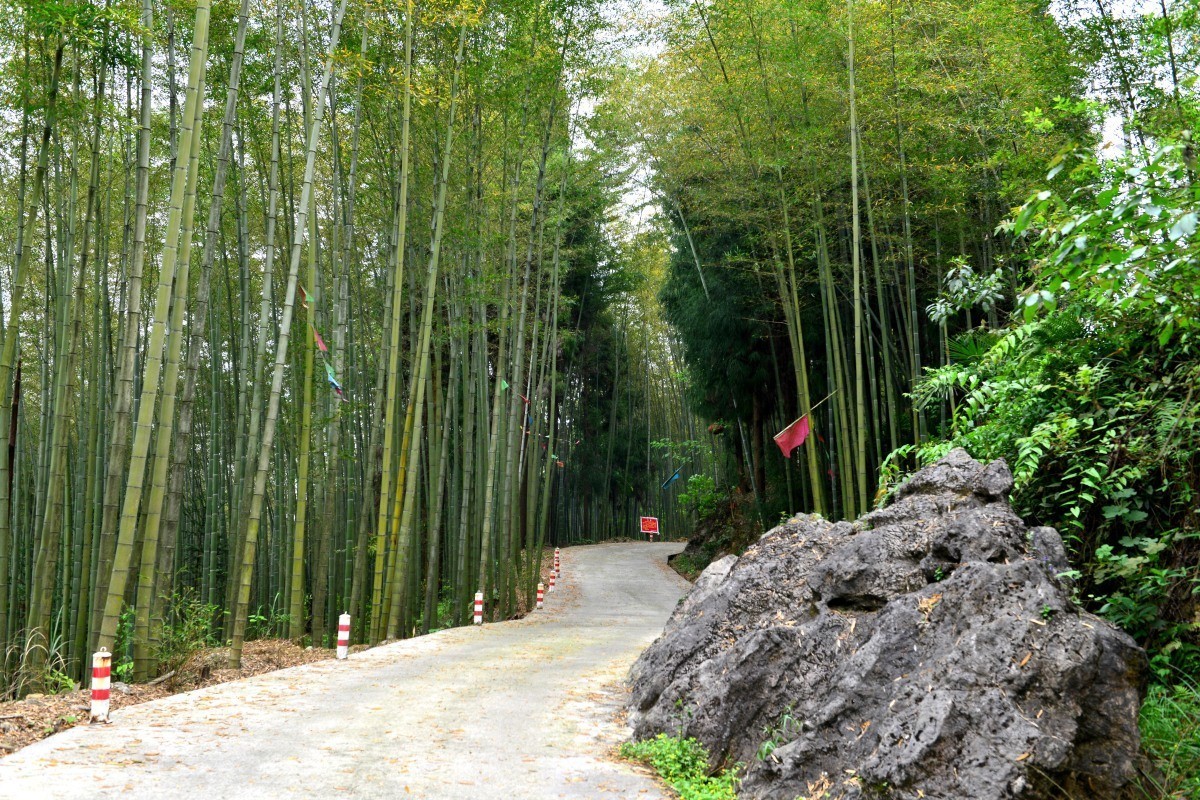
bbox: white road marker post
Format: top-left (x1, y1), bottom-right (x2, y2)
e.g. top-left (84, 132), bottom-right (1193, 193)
top-left (473, 592), bottom-right (484, 625)
top-left (336, 613), bottom-right (351, 659)
top-left (90, 648), bottom-right (111, 724)
top-left (536, 583), bottom-right (545, 610)
top-left (548, 571), bottom-right (556, 592)
top-left (554, 547), bottom-right (561, 576)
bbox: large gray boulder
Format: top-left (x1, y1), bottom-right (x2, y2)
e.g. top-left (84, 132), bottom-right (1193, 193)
top-left (629, 449), bottom-right (1147, 799)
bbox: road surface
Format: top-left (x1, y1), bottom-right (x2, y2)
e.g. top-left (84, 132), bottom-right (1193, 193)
top-left (0, 542), bottom-right (689, 799)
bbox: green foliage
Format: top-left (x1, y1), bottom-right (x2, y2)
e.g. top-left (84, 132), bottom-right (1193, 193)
top-left (679, 474), bottom-right (723, 520)
top-left (0, 628), bottom-right (70, 699)
top-left (247, 594), bottom-right (291, 641)
top-left (113, 606), bottom-right (135, 682)
top-left (926, 255), bottom-right (1006, 325)
top-left (900, 140), bottom-right (1200, 677)
top-left (670, 552), bottom-right (704, 581)
top-left (156, 590), bottom-right (221, 676)
top-left (555, 164), bottom-right (656, 509)
top-left (1137, 680), bottom-right (1200, 798)
top-left (875, 444), bottom-right (921, 509)
top-left (620, 734), bottom-right (740, 800)
top-left (421, 597), bottom-right (456, 634)
top-left (756, 706), bottom-right (801, 763)
top-left (1008, 142), bottom-right (1200, 344)
top-left (659, 222), bottom-right (783, 426)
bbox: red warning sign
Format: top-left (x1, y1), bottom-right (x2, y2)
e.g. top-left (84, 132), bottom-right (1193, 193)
top-left (640, 516), bottom-right (659, 534)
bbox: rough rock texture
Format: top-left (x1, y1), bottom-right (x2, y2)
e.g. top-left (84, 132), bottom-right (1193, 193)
top-left (629, 449), bottom-right (1147, 800)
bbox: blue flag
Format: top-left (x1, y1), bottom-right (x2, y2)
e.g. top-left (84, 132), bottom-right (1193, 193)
top-left (661, 466), bottom-right (683, 490)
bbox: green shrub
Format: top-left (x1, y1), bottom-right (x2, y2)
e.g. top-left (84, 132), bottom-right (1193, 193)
top-left (620, 734), bottom-right (739, 800)
top-left (679, 474), bottom-right (723, 520)
top-left (897, 141), bottom-right (1200, 678)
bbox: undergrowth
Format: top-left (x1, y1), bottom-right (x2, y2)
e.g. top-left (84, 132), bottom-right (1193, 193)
top-left (157, 590), bottom-right (221, 674)
top-left (620, 734), bottom-right (739, 800)
top-left (891, 142), bottom-right (1200, 679)
top-left (0, 627), bottom-right (72, 699)
top-left (1137, 679), bottom-right (1200, 798)
top-left (669, 553), bottom-right (705, 581)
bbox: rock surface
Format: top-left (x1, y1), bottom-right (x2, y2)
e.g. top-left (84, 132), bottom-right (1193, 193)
top-left (628, 449), bottom-right (1147, 800)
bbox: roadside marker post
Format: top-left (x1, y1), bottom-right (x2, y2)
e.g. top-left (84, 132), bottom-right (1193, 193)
top-left (548, 571), bottom-right (556, 592)
top-left (554, 547), bottom-right (560, 576)
top-left (536, 583), bottom-right (545, 609)
top-left (90, 648), bottom-right (111, 724)
top-left (473, 592), bottom-right (484, 625)
top-left (336, 613), bottom-right (351, 659)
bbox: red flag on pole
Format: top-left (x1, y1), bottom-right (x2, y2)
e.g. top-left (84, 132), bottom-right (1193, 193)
top-left (773, 415), bottom-right (811, 459)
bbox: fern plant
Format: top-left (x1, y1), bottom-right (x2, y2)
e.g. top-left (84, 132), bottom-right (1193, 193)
top-left (888, 140), bottom-right (1200, 679)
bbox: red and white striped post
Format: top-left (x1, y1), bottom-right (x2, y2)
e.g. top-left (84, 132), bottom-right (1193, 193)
top-left (536, 583), bottom-right (545, 609)
top-left (548, 571), bottom-right (556, 592)
top-left (554, 547), bottom-right (561, 576)
top-left (649, 531), bottom-right (655, 542)
top-left (336, 613), bottom-right (351, 659)
top-left (473, 592), bottom-right (484, 625)
top-left (90, 648), bottom-right (111, 724)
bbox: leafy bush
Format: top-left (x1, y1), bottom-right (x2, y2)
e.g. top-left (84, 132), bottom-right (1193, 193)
top-left (679, 474), bottom-right (723, 520)
top-left (671, 488), bottom-right (759, 580)
top-left (901, 140), bottom-right (1200, 678)
top-left (620, 734), bottom-right (739, 800)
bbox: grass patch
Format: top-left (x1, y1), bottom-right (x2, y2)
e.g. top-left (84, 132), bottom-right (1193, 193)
top-left (1138, 681), bottom-right (1200, 798)
top-left (670, 553), bottom-right (705, 582)
top-left (620, 733), bottom-right (739, 800)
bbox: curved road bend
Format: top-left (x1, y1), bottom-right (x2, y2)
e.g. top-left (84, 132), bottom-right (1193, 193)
top-left (0, 542), bottom-right (689, 800)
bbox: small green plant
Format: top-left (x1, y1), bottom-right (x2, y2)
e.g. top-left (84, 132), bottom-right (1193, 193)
top-left (620, 734), bottom-right (739, 800)
top-left (933, 566), bottom-right (945, 582)
top-left (672, 698), bottom-right (696, 733)
top-left (756, 706), bottom-right (801, 762)
top-left (113, 606), bottom-right (135, 682)
top-left (157, 589), bottom-right (221, 674)
top-left (1040, 604), bottom-right (1054, 620)
top-left (43, 668), bottom-right (76, 695)
top-left (247, 611), bottom-right (268, 636)
top-left (247, 593), bottom-right (292, 640)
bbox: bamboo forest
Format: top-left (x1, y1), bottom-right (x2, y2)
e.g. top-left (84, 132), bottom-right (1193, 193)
top-left (0, 0), bottom-right (1198, 776)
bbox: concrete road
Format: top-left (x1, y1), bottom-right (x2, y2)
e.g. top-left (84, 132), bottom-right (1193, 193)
top-left (0, 542), bottom-right (689, 800)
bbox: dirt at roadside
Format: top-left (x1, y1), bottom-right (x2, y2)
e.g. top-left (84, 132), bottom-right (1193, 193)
top-left (1, 547), bottom-right (574, 759)
top-left (0, 639), bottom-right (337, 758)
